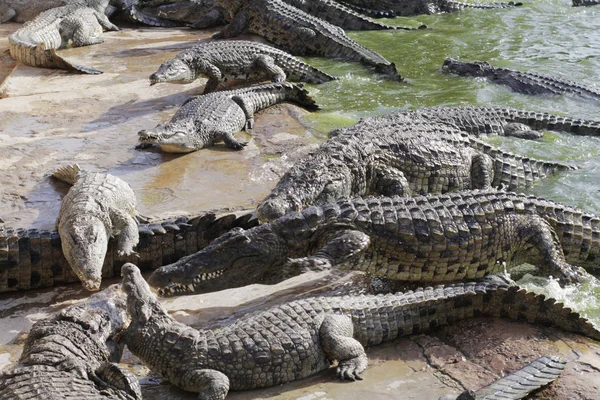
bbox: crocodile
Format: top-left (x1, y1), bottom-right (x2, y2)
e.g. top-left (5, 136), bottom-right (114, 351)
top-left (137, 82), bottom-right (319, 152)
top-left (0, 0), bottom-right (62, 23)
top-left (256, 105), bottom-right (585, 222)
top-left (203, 0), bottom-right (402, 80)
top-left (148, 190), bottom-right (598, 297)
top-left (52, 164), bottom-right (141, 291)
top-left (0, 284), bottom-right (142, 399)
top-left (137, 0), bottom-right (217, 24)
top-left (8, 0), bottom-right (119, 74)
top-left (124, 263), bottom-right (599, 398)
top-left (110, 0), bottom-right (183, 26)
top-left (149, 40), bottom-right (337, 93)
top-left (443, 58), bottom-right (600, 100)
top-left (439, 355), bottom-right (567, 400)
top-left (338, 0), bottom-right (522, 17)
top-left (0, 209), bottom-right (256, 293)
top-left (572, 0), bottom-right (599, 5)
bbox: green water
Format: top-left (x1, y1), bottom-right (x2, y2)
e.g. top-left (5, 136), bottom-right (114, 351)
top-left (298, 0), bottom-right (600, 323)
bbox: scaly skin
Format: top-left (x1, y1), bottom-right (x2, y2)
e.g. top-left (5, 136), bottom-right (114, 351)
top-left (339, 0), bottom-right (521, 17)
top-left (148, 191), bottom-right (598, 297)
top-left (8, 0), bottom-right (119, 74)
top-left (572, 0), bottom-right (598, 5)
top-left (257, 106), bottom-right (579, 222)
top-left (443, 58), bottom-right (600, 100)
top-left (0, 209), bottom-right (256, 293)
top-left (139, 0), bottom-right (218, 24)
top-left (0, 285), bottom-right (141, 399)
top-left (149, 40), bottom-right (337, 93)
top-left (138, 82), bottom-right (319, 152)
top-left (125, 263), bottom-right (599, 398)
top-left (110, 0), bottom-right (182, 26)
top-left (211, 0), bottom-right (402, 80)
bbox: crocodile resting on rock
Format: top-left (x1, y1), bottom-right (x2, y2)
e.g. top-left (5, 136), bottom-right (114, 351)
top-left (149, 40), bottom-right (337, 93)
top-left (8, 0), bottom-right (119, 74)
top-left (138, 82), bottom-right (319, 152)
top-left (148, 190), bottom-right (597, 297)
top-left (0, 209), bottom-right (256, 293)
top-left (0, 284), bottom-right (141, 399)
top-left (256, 105), bottom-right (589, 223)
top-left (443, 58), bottom-right (600, 100)
top-left (338, 0), bottom-right (522, 17)
top-left (124, 263), bottom-right (594, 398)
top-left (200, 0), bottom-right (401, 79)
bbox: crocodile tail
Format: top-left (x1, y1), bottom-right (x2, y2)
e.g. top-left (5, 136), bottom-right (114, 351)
top-left (9, 41), bottom-right (103, 74)
top-left (288, 83), bottom-right (320, 111)
top-left (52, 164), bottom-right (82, 185)
top-left (443, 0), bottom-right (522, 11)
top-left (505, 108), bottom-right (600, 136)
top-left (285, 59), bottom-right (337, 84)
top-left (338, 2), bottom-right (396, 18)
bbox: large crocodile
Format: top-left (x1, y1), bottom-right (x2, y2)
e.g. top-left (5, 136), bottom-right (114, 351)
top-left (338, 0), bottom-right (522, 17)
top-left (52, 164), bottom-right (141, 291)
top-left (124, 263), bottom-right (597, 398)
top-left (204, 0), bottom-right (401, 79)
top-left (0, 207), bottom-right (256, 293)
top-left (0, 284), bottom-right (141, 399)
top-left (138, 82), bottom-right (319, 152)
top-left (148, 190), bottom-right (597, 297)
top-left (149, 40), bottom-right (336, 93)
top-left (443, 58), bottom-right (600, 100)
top-left (256, 105), bottom-right (586, 222)
top-left (8, 0), bottom-right (119, 74)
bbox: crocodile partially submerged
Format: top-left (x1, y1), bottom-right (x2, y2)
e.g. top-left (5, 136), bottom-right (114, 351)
top-left (0, 209), bottom-right (256, 293)
top-left (8, 0), bottom-right (119, 74)
top-left (0, 284), bottom-right (141, 399)
top-left (125, 263), bottom-right (597, 398)
top-left (256, 105), bottom-right (586, 222)
top-left (149, 40), bottom-right (336, 93)
top-left (338, 0), bottom-right (522, 17)
top-left (138, 82), bottom-right (319, 152)
top-left (443, 58), bottom-right (600, 100)
top-left (148, 190), bottom-right (597, 297)
top-left (203, 0), bottom-right (401, 80)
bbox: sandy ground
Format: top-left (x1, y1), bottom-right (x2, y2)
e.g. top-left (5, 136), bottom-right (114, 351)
top-left (1, 21), bottom-right (599, 400)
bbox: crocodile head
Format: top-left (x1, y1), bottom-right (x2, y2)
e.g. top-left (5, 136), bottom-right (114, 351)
top-left (150, 59), bottom-right (195, 85)
top-left (148, 225), bottom-right (288, 296)
top-left (121, 263), bottom-right (166, 325)
top-left (60, 216), bottom-right (109, 291)
top-left (442, 58), bottom-right (494, 76)
top-left (138, 121), bottom-right (197, 153)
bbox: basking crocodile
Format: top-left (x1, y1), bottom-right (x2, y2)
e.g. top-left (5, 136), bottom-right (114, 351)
top-left (8, 0), bottom-right (119, 74)
top-left (149, 40), bottom-right (336, 93)
top-left (338, 0), bottom-right (522, 17)
top-left (138, 82), bottom-right (319, 152)
top-left (443, 58), bottom-right (600, 100)
top-left (256, 105), bottom-right (585, 222)
top-left (0, 209), bottom-right (256, 293)
top-left (148, 191), bottom-right (597, 297)
top-left (124, 263), bottom-right (598, 398)
top-left (205, 0), bottom-right (402, 80)
top-left (0, 284), bottom-right (141, 399)
top-left (111, 0), bottom-right (182, 26)
top-left (52, 164), bottom-right (140, 291)
top-left (138, 0), bottom-right (217, 24)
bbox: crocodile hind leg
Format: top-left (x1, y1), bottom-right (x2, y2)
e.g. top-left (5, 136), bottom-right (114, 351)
top-left (252, 55), bottom-right (286, 82)
top-left (219, 129), bottom-right (248, 150)
top-left (93, 362), bottom-right (142, 399)
top-left (178, 369), bottom-right (230, 400)
top-left (368, 160), bottom-right (413, 196)
top-left (470, 153), bottom-right (494, 189)
top-left (320, 314), bottom-right (368, 381)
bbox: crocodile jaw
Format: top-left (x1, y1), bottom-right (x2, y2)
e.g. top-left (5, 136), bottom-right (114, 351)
top-left (149, 59), bottom-right (196, 85)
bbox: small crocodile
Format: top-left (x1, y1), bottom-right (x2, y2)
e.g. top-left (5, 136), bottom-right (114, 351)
top-left (8, 0), bottom-right (119, 74)
top-left (138, 82), bottom-right (319, 152)
top-left (149, 40), bottom-right (336, 93)
top-left (207, 0), bottom-right (402, 79)
top-left (443, 58), bottom-right (600, 100)
top-left (257, 105), bottom-right (585, 222)
top-left (124, 263), bottom-right (599, 398)
top-left (148, 191), bottom-right (597, 297)
top-left (0, 284), bottom-right (142, 399)
top-left (338, 0), bottom-right (522, 17)
top-left (0, 209), bottom-right (256, 293)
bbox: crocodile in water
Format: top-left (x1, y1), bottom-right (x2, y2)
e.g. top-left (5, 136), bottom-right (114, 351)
top-left (0, 284), bottom-right (141, 399)
top-left (149, 40), bottom-right (337, 93)
top-left (138, 82), bottom-right (319, 152)
top-left (148, 190), bottom-right (597, 296)
top-left (124, 263), bottom-right (597, 398)
top-left (443, 58), bottom-right (600, 100)
top-left (338, 0), bottom-right (522, 17)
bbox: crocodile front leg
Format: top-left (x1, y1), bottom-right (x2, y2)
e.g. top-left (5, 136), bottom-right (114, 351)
top-left (253, 54), bottom-right (287, 83)
top-left (469, 153), bottom-right (494, 190)
top-left (110, 209), bottom-right (139, 257)
top-left (179, 369), bottom-right (230, 400)
top-left (213, 9), bottom-right (249, 39)
top-left (94, 362), bottom-right (142, 399)
top-left (231, 95), bottom-right (256, 130)
top-left (201, 62), bottom-right (223, 94)
top-left (190, 7), bottom-right (228, 29)
top-left (285, 229), bottom-right (370, 273)
top-left (320, 314), bottom-right (368, 381)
